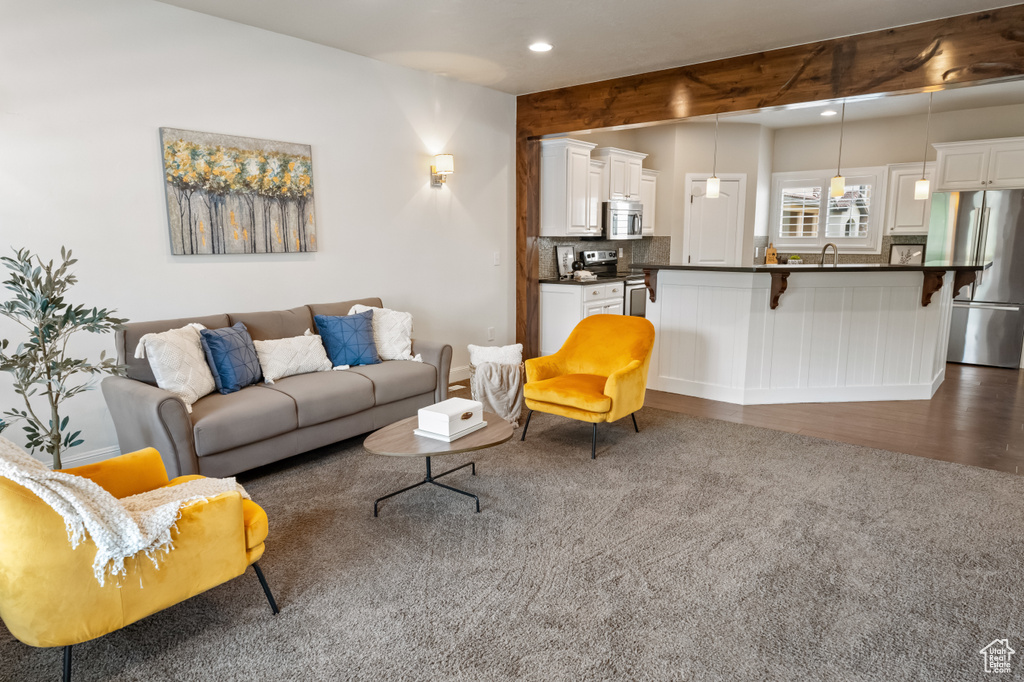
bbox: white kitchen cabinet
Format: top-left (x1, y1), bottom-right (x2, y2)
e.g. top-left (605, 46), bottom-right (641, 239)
top-left (593, 148), bottom-right (647, 201)
top-left (588, 159), bottom-right (606, 232)
top-left (884, 162), bottom-right (935, 235)
top-left (540, 282), bottom-right (625, 356)
top-left (934, 137), bottom-right (1024, 191)
top-left (640, 168), bottom-right (659, 235)
top-left (540, 138), bottom-right (599, 237)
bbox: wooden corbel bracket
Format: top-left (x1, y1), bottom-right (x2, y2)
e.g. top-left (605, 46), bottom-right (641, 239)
top-left (952, 269), bottom-right (977, 299)
top-left (644, 268), bottom-right (658, 303)
top-left (921, 269), bottom-right (945, 307)
top-left (769, 271), bottom-right (790, 310)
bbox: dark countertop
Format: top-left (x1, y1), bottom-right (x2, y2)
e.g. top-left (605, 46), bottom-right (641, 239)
top-left (631, 262), bottom-right (991, 273)
top-left (538, 274), bottom-right (641, 285)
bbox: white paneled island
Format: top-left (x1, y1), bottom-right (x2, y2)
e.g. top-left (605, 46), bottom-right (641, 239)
top-left (636, 263), bottom-right (988, 404)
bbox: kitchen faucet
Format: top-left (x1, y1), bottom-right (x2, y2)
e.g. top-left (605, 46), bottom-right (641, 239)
top-left (820, 242), bottom-right (838, 267)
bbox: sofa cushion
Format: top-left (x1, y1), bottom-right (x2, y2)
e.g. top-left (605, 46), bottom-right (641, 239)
top-left (348, 305), bottom-right (416, 361)
top-left (347, 360), bottom-right (436, 405)
top-left (263, 371), bottom-right (375, 428)
top-left (254, 332), bottom-right (332, 383)
top-left (315, 311), bottom-right (381, 367)
top-left (135, 323), bottom-right (217, 412)
top-left (308, 298), bottom-right (382, 318)
top-left (118, 314), bottom-right (230, 385)
top-left (190, 386), bottom-right (298, 457)
top-left (228, 306), bottom-right (313, 341)
top-left (200, 323), bottom-right (263, 394)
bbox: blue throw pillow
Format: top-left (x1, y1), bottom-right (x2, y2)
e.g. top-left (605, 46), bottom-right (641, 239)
top-left (200, 322), bottom-right (263, 394)
top-left (315, 311), bottom-right (381, 367)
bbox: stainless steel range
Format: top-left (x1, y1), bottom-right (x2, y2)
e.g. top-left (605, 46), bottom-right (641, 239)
top-left (579, 250), bottom-right (621, 278)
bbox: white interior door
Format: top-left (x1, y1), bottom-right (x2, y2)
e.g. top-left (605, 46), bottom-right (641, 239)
top-left (683, 176), bottom-right (746, 266)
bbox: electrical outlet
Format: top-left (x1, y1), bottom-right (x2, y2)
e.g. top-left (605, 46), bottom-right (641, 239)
top-left (487, 327), bottom-right (495, 341)
top-left (492, 251), bottom-right (500, 266)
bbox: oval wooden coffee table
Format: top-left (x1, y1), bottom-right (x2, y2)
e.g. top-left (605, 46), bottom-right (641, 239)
top-left (364, 411), bottom-right (513, 516)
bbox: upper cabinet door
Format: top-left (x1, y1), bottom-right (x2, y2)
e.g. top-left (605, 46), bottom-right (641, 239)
top-left (640, 169), bottom-right (659, 235)
top-left (588, 160), bottom-right (605, 231)
top-left (540, 138), bottom-right (598, 237)
top-left (935, 138), bottom-right (1024, 191)
top-left (885, 162), bottom-right (934, 235)
top-left (627, 159), bottom-right (643, 200)
top-left (593, 147), bottom-right (648, 201)
top-left (567, 146), bottom-right (591, 234)
top-left (608, 157), bottom-right (629, 199)
top-left (936, 145), bottom-right (990, 191)
top-left (988, 141), bottom-right (1024, 188)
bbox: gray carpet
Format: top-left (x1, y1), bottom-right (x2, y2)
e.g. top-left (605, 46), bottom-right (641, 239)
top-left (3, 408), bottom-right (1024, 681)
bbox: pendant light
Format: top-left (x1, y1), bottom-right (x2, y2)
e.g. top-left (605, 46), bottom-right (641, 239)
top-left (707, 114), bottom-right (721, 198)
top-left (830, 102), bottom-right (846, 198)
top-left (914, 92), bottom-right (934, 200)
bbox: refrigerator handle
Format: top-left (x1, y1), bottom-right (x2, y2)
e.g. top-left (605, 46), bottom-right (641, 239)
top-left (969, 205), bottom-right (991, 296)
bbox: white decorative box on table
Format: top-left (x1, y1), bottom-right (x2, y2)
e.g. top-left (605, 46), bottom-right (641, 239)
top-left (415, 398), bottom-right (486, 442)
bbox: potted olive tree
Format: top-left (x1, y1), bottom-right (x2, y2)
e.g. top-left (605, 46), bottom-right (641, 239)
top-left (0, 247), bottom-right (126, 469)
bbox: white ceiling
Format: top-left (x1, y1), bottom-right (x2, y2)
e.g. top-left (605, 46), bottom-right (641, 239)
top-left (156, 0), bottom-right (1013, 95)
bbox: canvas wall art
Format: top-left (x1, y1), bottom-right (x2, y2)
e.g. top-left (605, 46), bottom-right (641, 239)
top-left (160, 128), bottom-right (317, 255)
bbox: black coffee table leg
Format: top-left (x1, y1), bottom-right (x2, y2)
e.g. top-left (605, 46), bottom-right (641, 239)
top-left (374, 456), bottom-right (479, 516)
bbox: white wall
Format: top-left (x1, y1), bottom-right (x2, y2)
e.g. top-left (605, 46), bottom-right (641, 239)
top-left (772, 102), bottom-right (1024, 172)
top-left (0, 0), bottom-right (516, 464)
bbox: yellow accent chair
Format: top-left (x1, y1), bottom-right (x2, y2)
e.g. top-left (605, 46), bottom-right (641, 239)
top-left (521, 314), bottom-right (656, 458)
top-left (0, 447), bottom-right (277, 681)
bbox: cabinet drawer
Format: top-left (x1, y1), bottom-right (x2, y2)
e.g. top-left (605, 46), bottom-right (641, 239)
top-left (583, 283), bottom-right (610, 300)
top-left (605, 282), bottom-right (624, 298)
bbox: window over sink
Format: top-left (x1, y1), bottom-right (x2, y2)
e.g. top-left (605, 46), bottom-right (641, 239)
top-left (771, 166), bottom-right (886, 253)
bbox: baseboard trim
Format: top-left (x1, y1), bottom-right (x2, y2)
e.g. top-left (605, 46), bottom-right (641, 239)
top-left (449, 365), bottom-right (471, 384)
top-left (54, 445), bottom-right (121, 469)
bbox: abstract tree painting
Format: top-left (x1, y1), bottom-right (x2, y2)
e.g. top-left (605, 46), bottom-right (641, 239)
top-left (160, 128), bottom-right (317, 255)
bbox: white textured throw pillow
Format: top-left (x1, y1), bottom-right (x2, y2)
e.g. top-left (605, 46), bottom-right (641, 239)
top-left (468, 343), bottom-right (523, 366)
top-left (134, 323), bottom-right (215, 413)
top-left (254, 330), bottom-right (332, 384)
top-left (348, 305), bottom-right (420, 361)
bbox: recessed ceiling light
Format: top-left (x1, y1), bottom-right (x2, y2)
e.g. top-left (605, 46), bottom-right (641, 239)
top-left (821, 109), bottom-right (838, 117)
top-left (529, 42), bottom-right (553, 53)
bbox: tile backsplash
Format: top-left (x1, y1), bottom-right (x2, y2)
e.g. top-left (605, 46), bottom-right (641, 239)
top-left (538, 237), bottom-right (670, 278)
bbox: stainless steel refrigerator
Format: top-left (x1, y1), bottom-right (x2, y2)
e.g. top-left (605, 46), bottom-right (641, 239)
top-left (927, 189), bottom-right (1024, 368)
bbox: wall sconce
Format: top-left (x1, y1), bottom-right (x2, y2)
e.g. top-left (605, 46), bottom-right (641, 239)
top-left (431, 154), bottom-right (454, 187)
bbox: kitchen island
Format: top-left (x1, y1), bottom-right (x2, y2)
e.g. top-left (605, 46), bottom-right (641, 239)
top-left (635, 262), bottom-right (988, 404)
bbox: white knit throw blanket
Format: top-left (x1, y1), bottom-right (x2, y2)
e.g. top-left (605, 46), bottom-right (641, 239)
top-left (0, 438), bottom-right (249, 586)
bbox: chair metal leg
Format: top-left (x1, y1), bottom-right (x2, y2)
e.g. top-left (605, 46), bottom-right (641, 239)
top-left (632, 413), bottom-right (639, 433)
top-left (591, 423), bottom-right (597, 459)
top-left (520, 409), bottom-right (533, 441)
top-left (63, 645), bottom-right (72, 682)
top-left (252, 562), bottom-right (279, 615)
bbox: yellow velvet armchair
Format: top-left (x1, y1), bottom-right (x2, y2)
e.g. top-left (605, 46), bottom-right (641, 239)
top-left (521, 314), bottom-right (656, 458)
top-left (0, 447), bottom-right (277, 681)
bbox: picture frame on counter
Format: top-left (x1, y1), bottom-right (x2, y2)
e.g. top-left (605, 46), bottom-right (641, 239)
top-left (889, 243), bottom-right (925, 266)
top-left (556, 246), bottom-right (576, 279)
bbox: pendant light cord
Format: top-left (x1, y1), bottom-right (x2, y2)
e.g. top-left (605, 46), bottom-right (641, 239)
top-left (712, 114), bottom-right (719, 177)
top-left (836, 102), bottom-right (846, 176)
top-left (921, 92), bottom-right (933, 178)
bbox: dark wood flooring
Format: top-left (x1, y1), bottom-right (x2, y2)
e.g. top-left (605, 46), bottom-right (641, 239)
top-left (450, 364), bottom-right (1024, 475)
top-left (644, 363), bottom-right (1024, 476)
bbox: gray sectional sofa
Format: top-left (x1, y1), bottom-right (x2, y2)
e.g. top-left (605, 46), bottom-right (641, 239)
top-left (101, 298), bottom-right (451, 478)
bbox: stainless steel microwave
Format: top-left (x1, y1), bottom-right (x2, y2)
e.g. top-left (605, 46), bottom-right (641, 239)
top-left (603, 200), bottom-right (643, 240)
